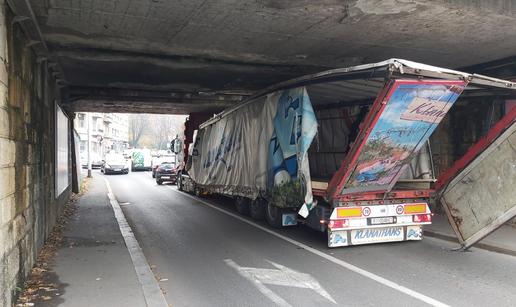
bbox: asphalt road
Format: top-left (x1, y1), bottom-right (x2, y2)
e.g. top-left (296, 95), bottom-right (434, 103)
top-left (102, 170), bottom-right (516, 307)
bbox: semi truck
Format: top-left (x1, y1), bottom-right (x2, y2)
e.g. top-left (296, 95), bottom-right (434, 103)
top-left (176, 59), bottom-right (516, 248)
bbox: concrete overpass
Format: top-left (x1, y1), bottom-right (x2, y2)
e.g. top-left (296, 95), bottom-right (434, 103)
top-left (23, 0), bottom-right (516, 114)
top-left (2, 0), bottom-right (516, 305)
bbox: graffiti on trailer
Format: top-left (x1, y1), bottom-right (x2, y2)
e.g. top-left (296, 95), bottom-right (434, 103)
top-left (201, 121), bottom-right (243, 180)
top-left (268, 96), bottom-right (303, 182)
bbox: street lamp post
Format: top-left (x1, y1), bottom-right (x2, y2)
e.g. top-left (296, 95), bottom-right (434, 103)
top-left (87, 112), bottom-right (92, 178)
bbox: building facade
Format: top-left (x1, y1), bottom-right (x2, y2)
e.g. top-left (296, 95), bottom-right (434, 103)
top-left (74, 112), bottom-right (130, 156)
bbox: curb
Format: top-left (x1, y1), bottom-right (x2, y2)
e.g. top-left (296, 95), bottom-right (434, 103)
top-left (98, 174), bottom-right (169, 307)
top-left (424, 230), bottom-right (516, 257)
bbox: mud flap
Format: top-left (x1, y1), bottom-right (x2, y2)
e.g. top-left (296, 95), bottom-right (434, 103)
top-left (406, 225), bottom-right (423, 240)
top-left (328, 230), bottom-right (349, 248)
top-left (282, 213), bottom-right (297, 226)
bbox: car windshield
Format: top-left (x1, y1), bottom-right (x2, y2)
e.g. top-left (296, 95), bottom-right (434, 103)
top-left (105, 154), bottom-right (125, 162)
top-left (160, 164), bottom-right (175, 169)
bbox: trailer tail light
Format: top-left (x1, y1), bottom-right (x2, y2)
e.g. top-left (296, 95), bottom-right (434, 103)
top-left (328, 219), bottom-right (349, 229)
top-left (413, 214), bottom-right (432, 223)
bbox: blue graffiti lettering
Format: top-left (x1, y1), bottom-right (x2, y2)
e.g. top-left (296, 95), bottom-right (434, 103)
top-left (289, 115), bottom-right (302, 145)
top-left (203, 121), bottom-right (243, 174)
top-left (284, 97), bottom-right (300, 118)
top-left (284, 155), bottom-right (298, 178)
top-left (408, 229), bottom-right (419, 238)
top-left (355, 228), bottom-right (402, 239)
top-left (204, 151), bottom-right (211, 168)
top-left (270, 136), bottom-right (281, 155)
top-left (334, 234), bottom-right (347, 244)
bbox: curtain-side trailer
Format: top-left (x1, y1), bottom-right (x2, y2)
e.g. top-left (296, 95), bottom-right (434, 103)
top-left (177, 59), bottom-right (516, 248)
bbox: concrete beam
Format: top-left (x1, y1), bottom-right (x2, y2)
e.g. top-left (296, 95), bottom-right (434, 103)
top-left (70, 99), bottom-right (237, 115)
top-left (68, 86), bottom-right (247, 114)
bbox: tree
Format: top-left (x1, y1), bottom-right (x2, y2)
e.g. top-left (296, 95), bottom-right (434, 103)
top-left (152, 115), bottom-right (187, 150)
top-left (129, 114), bottom-right (148, 147)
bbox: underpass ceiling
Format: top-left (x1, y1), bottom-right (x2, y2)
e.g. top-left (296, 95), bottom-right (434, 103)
top-left (26, 0), bottom-right (516, 114)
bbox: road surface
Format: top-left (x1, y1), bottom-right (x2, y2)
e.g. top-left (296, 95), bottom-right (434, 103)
top-left (100, 170), bottom-right (516, 307)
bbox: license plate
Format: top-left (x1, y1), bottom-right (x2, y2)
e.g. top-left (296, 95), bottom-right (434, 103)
top-left (161, 176), bottom-right (169, 179)
top-left (114, 169), bottom-right (121, 171)
top-left (369, 217), bottom-right (395, 225)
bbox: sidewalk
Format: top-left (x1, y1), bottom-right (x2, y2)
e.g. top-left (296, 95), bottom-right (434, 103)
top-left (424, 215), bottom-right (516, 257)
top-left (17, 174), bottom-right (167, 307)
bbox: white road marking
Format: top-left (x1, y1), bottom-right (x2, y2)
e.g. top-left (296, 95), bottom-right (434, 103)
top-left (225, 259), bottom-right (292, 307)
top-left (167, 185), bottom-right (450, 307)
top-left (99, 174), bottom-right (168, 307)
top-left (225, 259), bottom-right (337, 304)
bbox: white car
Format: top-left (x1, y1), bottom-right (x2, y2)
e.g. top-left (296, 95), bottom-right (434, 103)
top-left (101, 154), bottom-right (129, 174)
top-left (80, 152), bottom-right (102, 168)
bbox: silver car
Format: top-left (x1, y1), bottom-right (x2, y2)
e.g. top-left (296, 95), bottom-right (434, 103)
top-left (101, 154), bottom-right (129, 174)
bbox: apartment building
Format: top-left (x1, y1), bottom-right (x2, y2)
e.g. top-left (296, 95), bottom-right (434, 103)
top-left (75, 112), bottom-right (130, 156)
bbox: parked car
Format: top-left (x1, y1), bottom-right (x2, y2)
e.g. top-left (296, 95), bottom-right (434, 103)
top-left (101, 154), bottom-right (129, 174)
top-left (155, 163), bottom-right (177, 185)
top-left (80, 152), bottom-right (102, 168)
top-left (152, 155), bottom-right (177, 178)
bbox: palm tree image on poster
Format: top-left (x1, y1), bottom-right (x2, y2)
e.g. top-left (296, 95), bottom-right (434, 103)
top-left (346, 81), bottom-right (465, 190)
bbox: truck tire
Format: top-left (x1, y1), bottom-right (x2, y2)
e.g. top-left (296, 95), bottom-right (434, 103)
top-left (177, 177), bottom-right (183, 191)
top-left (266, 202), bottom-right (283, 228)
top-left (195, 186), bottom-right (203, 198)
top-left (235, 197), bottom-right (250, 215)
top-left (249, 198), bottom-right (266, 221)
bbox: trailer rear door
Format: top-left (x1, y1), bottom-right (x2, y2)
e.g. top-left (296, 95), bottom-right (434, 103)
top-left (435, 106), bottom-right (516, 250)
top-left (328, 79), bottom-right (467, 199)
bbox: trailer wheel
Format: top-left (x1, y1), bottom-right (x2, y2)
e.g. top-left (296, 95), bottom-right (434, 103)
top-left (195, 186), bottom-right (203, 198)
top-left (266, 202), bottom-right (283, 228)
top-left (249, 198), bottom-right (266, 221)
top-left (235, 197), bottom-right (250, 215)
top-left (177, 176), bottom-right (183, 191)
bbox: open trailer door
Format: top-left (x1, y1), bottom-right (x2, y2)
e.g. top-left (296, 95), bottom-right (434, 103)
top-left (327, 79), bottom-right (467, 199)
top-left (435, 105), bottom-right (516, 250)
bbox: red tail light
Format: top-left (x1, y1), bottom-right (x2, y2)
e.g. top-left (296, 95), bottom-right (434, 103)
top-left (157, 168), bottom-right (162, 172)
top-left (328, 219), bottom-right (349, 229)
top-left (173, 168), bottom-right (177, 173)
top-left (413, 214), bottom-right (432, 223)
